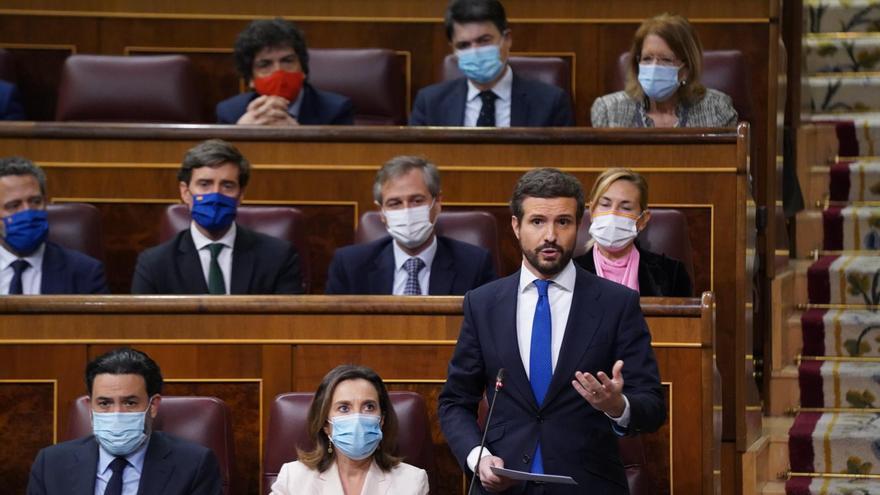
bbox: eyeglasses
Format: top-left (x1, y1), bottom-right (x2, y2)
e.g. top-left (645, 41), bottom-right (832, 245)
top-left (638, 55), bottom-right (680, 67)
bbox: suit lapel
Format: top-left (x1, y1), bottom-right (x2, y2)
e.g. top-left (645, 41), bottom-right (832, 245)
top-left (177, 230), bottom-right (210, 294)
top-left (67, 437), bottom-right (99, 495)
top-left (40, 242), bottom-right (65, 294)
top-left (510, 74), bottom-right (529, 126)
top-left (542, 268), bottom-right (604, 408)
top-left (427, 237), bottom-right (454, 295)
top-left (368, 242), bottom-right (395, 294)
top-left (230, 225), bottom-right (255, 294)
top-left (492, 272), bottom-right (539, 410)
top-left (446, 79), bottom-right (468, 125)
top-left (363, 461), bottom-right (388, 494)
top-left (296, 84), bottom-right (318, 124)
top-left (317, 462), bottom-right (345, 494)
top-left (137, 433), bottom-right (173, 495)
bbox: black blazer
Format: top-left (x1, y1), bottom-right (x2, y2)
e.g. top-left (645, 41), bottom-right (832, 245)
top-left (409, 73), bottom-right (574, 127)
top-left (215, 83), bottom-right (354, 125)
top-left (325, 235), bottom-right (496, 295)
top-left (131, 225), bottom-right (303, 294)
top-left (438, 265), bottom-right (666, 493)
top-left (574, 244), bottom-right (693, 297)
top-left (27, 431), bottom-right (222, 495)
top-left (39, 241), bottom-right (109, 294)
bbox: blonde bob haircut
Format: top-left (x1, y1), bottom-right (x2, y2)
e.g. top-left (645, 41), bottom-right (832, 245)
top-left (589, 168), bottom-right (649, 213)
top-left (624, 13), bottom-right (706, 105)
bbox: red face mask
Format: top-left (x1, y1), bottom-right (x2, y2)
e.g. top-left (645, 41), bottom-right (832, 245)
top-left (252, 70), bottom-right (305, 102)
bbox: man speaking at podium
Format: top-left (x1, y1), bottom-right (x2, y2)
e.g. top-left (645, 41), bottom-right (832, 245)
top-left (438, 168), bottom-right (666, 494)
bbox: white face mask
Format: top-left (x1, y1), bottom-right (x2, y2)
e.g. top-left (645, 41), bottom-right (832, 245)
top-left (382, 203), bottom-right (435, 249)
top-left (588, 210), bottom-right (642, 252)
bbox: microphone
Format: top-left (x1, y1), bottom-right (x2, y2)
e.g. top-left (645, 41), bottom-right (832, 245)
top-left (468, 368), bottom-right (506, 495)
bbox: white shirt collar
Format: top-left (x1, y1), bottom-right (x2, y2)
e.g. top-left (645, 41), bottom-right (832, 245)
top-left (392, 235), bottom-right (438, 271)
top-left (0, 241), bottom-right (45, 271)
top-left (189, 222), bottom-right (236, 251)
top-left (466, 65), bottom-right (514, 103)
top-left (97, 434), bottom-right (149, 477)
top-left (518, 258), bottom-right (576, 294)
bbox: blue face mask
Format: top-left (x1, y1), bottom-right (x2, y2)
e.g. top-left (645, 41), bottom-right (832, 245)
top-left (3, 209), bottom-right (48, 255)
top-left (638, 63), bottom-right (682, 102)
top-left (190, 192), bottom-right (237, 232)
top-left (457, 44), bottom-right (505, 84)
top-left (329, 414), bottom-right (383, 461)
top-left (91, 398), bottom-right (152, 456)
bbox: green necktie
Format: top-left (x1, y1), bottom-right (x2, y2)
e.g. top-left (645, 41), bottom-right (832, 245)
top-left (207, 243), bottom-right (226, 295)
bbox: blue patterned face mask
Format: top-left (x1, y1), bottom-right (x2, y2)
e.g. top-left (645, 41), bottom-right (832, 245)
top-left (457, 44), bottom-right (505, 84)
top-left (190, 192), bottom-right (237, 232)
top-left (329, 413), bottom-right (383, 461)
top-left (91, 398), bottom-right (153, 456)
top-left (638, 63), bottom-right (682, 102)
top-left (2, 209), bottom-right (48, 254)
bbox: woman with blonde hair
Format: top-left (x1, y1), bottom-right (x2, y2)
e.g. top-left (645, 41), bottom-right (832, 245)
top-left (591, 13), bottom-right (737, 128)
top-left (575, 168), bottom-right (692, 296)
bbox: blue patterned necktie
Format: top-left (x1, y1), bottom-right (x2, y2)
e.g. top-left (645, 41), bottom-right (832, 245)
top-left (529, 279), bottom-right (552, 473)
top-left (403, 257), bottom-right (425, 295)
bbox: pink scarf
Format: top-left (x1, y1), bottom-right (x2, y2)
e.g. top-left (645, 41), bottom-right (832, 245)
top-left (592, 245), bottom-right (640, 293)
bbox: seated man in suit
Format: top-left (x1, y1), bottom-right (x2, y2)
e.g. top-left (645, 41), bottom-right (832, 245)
top-left (409, 0), bottom-right (573, 127)
top-left (0, 156), bottom-right (108, 294)
top-left (27, 347), bottom-right (222, 495)
top-left (131, 139), bottom-right (303, 294)
top-left (0, 80), bottom-right (25, 120)
top-left (326, 155), bottom-right (495, 295)
top-left (216, 18), bottom-right (354, 126)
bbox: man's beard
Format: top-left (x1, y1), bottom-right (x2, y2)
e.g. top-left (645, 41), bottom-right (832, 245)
top-left (522, 242), bottom-right (573, 277)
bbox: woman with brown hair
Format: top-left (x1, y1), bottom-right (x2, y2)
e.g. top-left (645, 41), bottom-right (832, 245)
top-left (591, 13), bottom-right (737, 128)
top-left (270, 365), bottom-right (429, 495)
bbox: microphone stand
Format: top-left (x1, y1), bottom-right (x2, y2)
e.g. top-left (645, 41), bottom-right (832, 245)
top-left (467, 369), bottom-right (505, 495)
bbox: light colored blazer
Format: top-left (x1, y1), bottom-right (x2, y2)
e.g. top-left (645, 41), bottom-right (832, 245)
top-left (270, 460), bottom-right (429, 495)
top-left (591, 88), bottom-right (738, 128)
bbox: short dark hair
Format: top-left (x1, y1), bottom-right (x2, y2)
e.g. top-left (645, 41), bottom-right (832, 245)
top-left (85, 347), bottom-right (163, 397)
top-left (373, 155), bottom-right (441, 204)
top-left (445, 0), bottom-right (509, 41)
top-left (0, 156), bottom-right (47, 197)
top-left (234, 17), bottom-right (310, 83)
top-left (177, 139), bottom-right (251, 188)
top-left (297, 365), bottom-right (401, 473)
top-left (510, 168), bottom-right (585, 221)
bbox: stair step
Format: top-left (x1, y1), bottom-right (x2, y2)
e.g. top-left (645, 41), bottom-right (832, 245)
top-left (807, 112), bottom-right (880, 156)
top-left (802, 309), bottom-right (880, 358)
top-left (786, 476), bottom-right (880, 494)
top-left (799, 359), bottom-right (880, 408)
top-left (769, 365), bottom-right (801, 416)
top-left (761, 480), bottom-right (786, 495)
top-left (829, 159), bottom-right (880, 202)
top-left (805, 35), bottom-right (880, 74)
top-left (806, 1), bottom-right (880, 34)
top-left (789, 411), bottom-right (880, 475)
top-left (806, 75), bottom-right (880, 114)
top-left (808, 255), bottom-right (880, 304)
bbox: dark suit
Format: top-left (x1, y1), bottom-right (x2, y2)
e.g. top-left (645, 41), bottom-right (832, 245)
top-left (574, 245), bottom-right (693, 297)
top-left (131, 225), bottom-right (303, 294)
top-left (438, 265), bottom-right (665, 494)
top-left (39, 241), bottom-right (109, 294)
top-left (27, 431), bottom-right (222, 495)
top-left (409, 73), bottom-right (574, 127)
top-left (325, 235), bottom-right (495, 295)
top-left (215, 83), bottom-right (354, 125)
top-left (0, 80), bottom-right (26, 120)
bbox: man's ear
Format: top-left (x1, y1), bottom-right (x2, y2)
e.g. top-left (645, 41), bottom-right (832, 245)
top-left (237, 188), bottom-right (246, 206)
top-left (511, 215), bottom-right (521, 240)
top-left (179, 181), bottom-right (192, 207)
top-left (148, 395), bottom-right (162, 419)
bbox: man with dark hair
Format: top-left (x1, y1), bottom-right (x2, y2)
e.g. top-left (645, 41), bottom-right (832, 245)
top-left (409, 0), bottom-right (574, 127)
top-left (439, 168), bottom-right (665, 493)
top-left (132, 139), bottom-right (303, 294)
top-left (216, 17), bottom-right (354, 126)
top-left (27, 347), bottom-right (222, 495)
top-left (326, 155), bottom-right (495, 295)
top-left (0, 156), bottom-right (108, 294)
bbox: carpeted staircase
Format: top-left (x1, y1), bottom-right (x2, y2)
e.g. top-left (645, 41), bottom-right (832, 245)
top-left (788, 2), bottom-right (880, 492)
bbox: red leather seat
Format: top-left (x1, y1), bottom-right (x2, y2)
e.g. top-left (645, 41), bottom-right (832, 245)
top-left (613, 50), bottom-right (752, 123)
top-left (160, 204), bottom-right (311, 293)
top-left (442, 54), bottom-right (573, 96)
top-left (575, 208), bottom-right (694, 286)
top-left (263, 391), bottom-right (435, 494)
top-left (65, 395), bottom-right (236, 495)
top-left (47, 203), bottom-right (104, 262)
top-left (308, 48), bottom-right (407, 125)
top-left (55, 55), bottom-right (200, 122)
top-left (355, 210), bottom-right (502, 275)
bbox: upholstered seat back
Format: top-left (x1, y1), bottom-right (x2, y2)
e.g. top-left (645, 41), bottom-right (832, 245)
top-left (47, 203), bottom-right (104, 261)
top-left (55, 55), bottom-right (200, 122)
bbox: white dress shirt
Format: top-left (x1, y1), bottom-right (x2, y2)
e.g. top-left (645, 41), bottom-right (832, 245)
top-left (94, 438), bottom-right (148, 495)
top-left (467, 260), bottom-right (631, 471)
top-left (190, 222), bottom-right (236, 295)
top-left (391, 236), bottom-right (438, 295)
top-left (464, 66), bottom-right (513, 127)
top-left (0, 242), bottom-right (44, 294)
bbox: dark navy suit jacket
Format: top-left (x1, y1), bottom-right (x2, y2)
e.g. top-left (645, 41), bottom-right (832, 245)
top-left (215, 83), bottom-right (354, 125)
top-left (409, 73), bottom-right (574, 127)
top-left (131, 225), bottom-right (303, 294)
top-left (27, 432), bottom-right (222, 495)
top-left (325, 235), bottom-right (496, 295)
top-left (438, 265), bottom-right (665, 494)
top-left (0, 80), bottom-right (26, 120)
top-left (39, 241), bottom-right (109, 294)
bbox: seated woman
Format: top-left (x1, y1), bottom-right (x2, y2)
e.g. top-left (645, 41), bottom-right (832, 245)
top-left (270, 364), bottom-right (429, 495)
top-left (591, 13), bottom-right (737, 128)
top-left (574, 168), bottom-right (692, 297)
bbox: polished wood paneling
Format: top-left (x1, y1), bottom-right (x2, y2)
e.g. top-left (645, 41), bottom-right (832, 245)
top-left (0, 382), bottom-right (55, 494)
